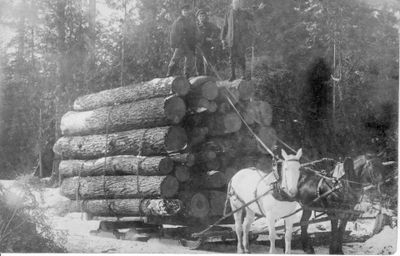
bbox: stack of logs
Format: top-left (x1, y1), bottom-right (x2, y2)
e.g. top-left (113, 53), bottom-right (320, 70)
top-left (53, 76), bottom-right (276, 225)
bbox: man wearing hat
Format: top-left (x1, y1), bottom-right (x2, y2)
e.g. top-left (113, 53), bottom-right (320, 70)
top-left (221, 0), bottom-right (265, 81)
top-left (195, 8), bottom-right (220, 76)
top-left (166, 4), bottom-right (197, 78)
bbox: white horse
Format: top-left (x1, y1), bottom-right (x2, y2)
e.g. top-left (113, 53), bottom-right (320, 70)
top-left (228, 149), bottom-right (303, 254)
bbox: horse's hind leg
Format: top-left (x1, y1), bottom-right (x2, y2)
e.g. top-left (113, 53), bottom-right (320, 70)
top-left (231, 201), bottom-right (244, 253)
top-left (242, 209), bottom-right (255, 253)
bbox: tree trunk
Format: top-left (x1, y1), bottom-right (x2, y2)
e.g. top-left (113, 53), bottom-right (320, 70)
top-left (207, 191), bottom-right (227, 216)
top-left (73, 76), bottom-right (190, 111)
top-left (69, 198), bottom-right (183, 217)
top-left (61, 175), bottom-right (179, 200)
top-left (179, 191), bottom-right (209, 218)
top-left (53, 126), bottom-right (187, 159)
top-left (62, 96), bottom-right (186, 136)
top-left (188, 76), bottom-right (219, 100)
top-left (59, 155), bottom-right (174, 178)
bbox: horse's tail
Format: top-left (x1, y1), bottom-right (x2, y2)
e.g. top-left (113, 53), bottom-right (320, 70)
top-left (223, 180), bottom-right (232, 216)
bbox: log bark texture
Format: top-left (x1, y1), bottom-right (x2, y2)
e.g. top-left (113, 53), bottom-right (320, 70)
top-left (53, 126), bottom-right (187, 159)
top-left (69, 198), bottom-right (183, 217)
top-left (61, 175), bottom-right (179, 200)
top-left (73, 76), bottom-right (190, 111)
top-left (62, 96), bottom-right (186, 136)
top-left (59, 155), bottom-right (174, 178)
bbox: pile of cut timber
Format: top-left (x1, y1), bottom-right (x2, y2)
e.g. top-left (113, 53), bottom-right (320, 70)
top-left (53, 76), bottom-right (276, 224)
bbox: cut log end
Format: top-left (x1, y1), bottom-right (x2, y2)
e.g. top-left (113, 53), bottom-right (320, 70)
top-left (171, 76), bottom-right (190, 96)
top-left (165, 126), bottom-right (188, 152)
top-left (159, 158), bottom-right (174, 175)
top-left (160, 176), bottom-right (180, 198)
top-left (182, 192), bottom-right (210, 218)
top-left (201, 81), bottom-right (219, 100)
top-left (164, 95), bottom-right (186, 124)
top-left (174, 165), bottom-right (190, 182)
top-left (223, 113), bottom-right (242, 134)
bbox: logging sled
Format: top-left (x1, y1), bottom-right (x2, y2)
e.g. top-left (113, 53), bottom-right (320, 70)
top-left (53, 75), bottom-right (395, 253)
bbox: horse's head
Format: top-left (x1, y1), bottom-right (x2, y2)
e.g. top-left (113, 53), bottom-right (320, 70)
top-left (354, 154), bottom-right (385, 193)
top-left (281, 148), bottom-right (303, 198)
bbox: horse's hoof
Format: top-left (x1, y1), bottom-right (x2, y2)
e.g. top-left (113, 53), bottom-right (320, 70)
top-left (303, 247), bottom-right (315, 254)
top-left (244, 250), bottom-right (251, 254)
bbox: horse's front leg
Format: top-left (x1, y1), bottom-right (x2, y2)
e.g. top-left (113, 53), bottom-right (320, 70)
top-left (329, 218), bottom-right (340, 254)
top-left (284, 216), bottom-right (295, 254)
top-left (267, 216), bottom-right (278, 254)
top-left (300, 209), bottom-right (315, 254)
top-left (242, 209), bottom-right (255, 253)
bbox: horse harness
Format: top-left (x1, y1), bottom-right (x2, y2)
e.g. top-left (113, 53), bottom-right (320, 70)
top-left (227, 158), bottom-right (299, 217)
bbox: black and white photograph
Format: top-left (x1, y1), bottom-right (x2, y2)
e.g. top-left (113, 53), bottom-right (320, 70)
top-left (0, 0), bottom-right (398, 254)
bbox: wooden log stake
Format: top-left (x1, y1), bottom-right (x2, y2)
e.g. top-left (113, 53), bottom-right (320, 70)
top-left (73, 76), bottom-right (190, 111)
top-left (62, 96), bottom-right (186, 136)
top-left (53, 126), bottom-right (187, 159)
top-left (59, 155), bottom-right (174, 178)
top-left (61, 175), bottom-right (179, 200)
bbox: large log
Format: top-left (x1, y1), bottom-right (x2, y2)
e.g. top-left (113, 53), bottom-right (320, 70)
top-left (187, 127), bottom-right (208, 148)
top-left (217, 79), bottom-right (255, 101)
top-left (168, 153), bottom-right (195, 167)
top-left (53, 126), bottom-right (187, 159)
top-left (196, 170), bottom-right (227, 189)
top-left (59, 155), bottom-right (174, 178)
top-left (207, 112), bottom-right (242, 136)
top-left (174, 165), bottom-right (190, 182)
top-left (61, 175), bottom-right (179, 200)
top-left (179, 191), bottom-right (210, 218)
top-left (73, 76), bottom-right (190, 111)
top-left (207, 191), bottom-right (227, 216)
top-left (188, 76), bottom-right (219, 100)
top-left (243, 100), bottom-right (273, 126)
top-left (62, 96), bottom-right (186, 136)
top-left (69, 198), bottom-right (183, 217)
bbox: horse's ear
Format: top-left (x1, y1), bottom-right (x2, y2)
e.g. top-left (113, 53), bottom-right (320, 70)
top-left (281, 149), bottom-right (288, 160)
top-left (296, 148), bottom-right (303, 159)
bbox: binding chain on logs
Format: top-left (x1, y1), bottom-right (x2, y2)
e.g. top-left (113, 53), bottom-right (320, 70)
top-left (136, 129), bottom-right (148, 220)
top-left (75, 161), bottom-right (85, 217)
top-left (103, 105), bottom-right (119, 218)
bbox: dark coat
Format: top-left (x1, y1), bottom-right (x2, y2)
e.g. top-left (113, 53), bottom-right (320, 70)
top-left (221, 8), bottom-right (254, 48)
top-left (170, 15), bottom-right (197, 51)
top-left (197, 20), bottom-right (220, 51)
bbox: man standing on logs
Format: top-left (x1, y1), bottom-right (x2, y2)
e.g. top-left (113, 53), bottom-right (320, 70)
top-left (166, 4), bottom-right (197, 78)
top-left (221, 0), bottom-right (265, 81)
top-left (195, 8), bottom-right (220, 76)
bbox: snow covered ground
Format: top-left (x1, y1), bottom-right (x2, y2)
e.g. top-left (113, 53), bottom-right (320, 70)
top-left (0, 180), bottom-right (397, 254)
